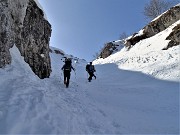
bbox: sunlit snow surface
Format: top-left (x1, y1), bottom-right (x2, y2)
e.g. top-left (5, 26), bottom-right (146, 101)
top-left (0, 18), bottom-right (179, 135)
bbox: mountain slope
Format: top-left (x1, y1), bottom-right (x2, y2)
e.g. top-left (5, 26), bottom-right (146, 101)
top-left (0, 44), bottom-right (179, 134)
top-left (0, 3), bottom-right (179, 134)
top-left (94, 20), bottom-right (180, 81)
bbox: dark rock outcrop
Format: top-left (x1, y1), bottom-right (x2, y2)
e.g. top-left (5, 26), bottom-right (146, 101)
top-left (54, 49), bottom-right (65, 55)
top-left (125, 5), bottom-right (180, 48)
top-left (125, 33), bottom-right (147, 49)
top-left (164, 24), bottom-right (180, 49)
top-left (99, 42), bottom-right (120, 59)
top-left (20, 0), bottom-right (52, 79)
top-left (0, 0), bottom-right (52, 79)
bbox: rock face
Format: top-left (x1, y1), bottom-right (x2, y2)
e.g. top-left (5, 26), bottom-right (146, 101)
top-left (125, 5), bottom-right (180, 48)
top-left (0, 0), bottom-right (52, 79)
top-left (20, 0), bottom-right (52, 79)
top-left (165, 24), bottom-right (180, 49)
top-left (54, 49), bottom-right (65, 56)
top-left (99, 41), bottom-right (124, 59)
top-left (0, 0), bottom-right (14, 68)
top-left (99, 42), bottom-right (118, 59)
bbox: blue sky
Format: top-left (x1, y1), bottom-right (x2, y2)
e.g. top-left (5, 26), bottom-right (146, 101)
top-left (38, 0), bottom-right (150, 61)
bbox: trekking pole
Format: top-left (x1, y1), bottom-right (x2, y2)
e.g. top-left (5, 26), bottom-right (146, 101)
top-left (86, 72), bottom-right (89, 82)
top-left (72, 70), bottom-right (78, 87)
top-left (60, 70), bottom-right (63, 82)
top-left (94, 72), bottom-right (97, 80)
top-left (74, 70), bottom-right (77, 79)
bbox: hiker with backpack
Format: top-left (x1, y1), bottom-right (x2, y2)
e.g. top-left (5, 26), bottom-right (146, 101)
top-left (61, 58), bottom-right (75, 88)
top-left (86, 62), bottom-right (96, 82)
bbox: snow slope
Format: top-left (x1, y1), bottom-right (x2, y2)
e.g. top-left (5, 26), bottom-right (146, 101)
top-left (94, 20), bottom-right (180, 82)
top-left (0, 44), bottom-right (179, 134)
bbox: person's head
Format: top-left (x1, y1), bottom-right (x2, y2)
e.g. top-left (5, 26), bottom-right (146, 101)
top-left (90, 62), bottom-right (92, 65)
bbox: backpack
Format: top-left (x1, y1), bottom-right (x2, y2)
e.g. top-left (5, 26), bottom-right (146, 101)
top-left (89, 65), bottom-right (94, 72)
top-left (86, 64), bottom-right (94, 72)
top-left (86, 64), bottom-right (90, 71)
top-left (64, 58), bottom-right (72, 71)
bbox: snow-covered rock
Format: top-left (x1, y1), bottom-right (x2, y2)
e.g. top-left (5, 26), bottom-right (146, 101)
top-left (99, 5), bottom-right (180, 59)
top-left (96, 5), bottom-right (180, 81)
top-left (94, 21), bottom-right (180, 81)
top-left (99, 41), bottom-right (124, 59)
top-left (125, 4), bottom-right (180, 48)
top-left (165, 23), bottom-right (180, 49)
top-left (0, 0), bottom-right (52, 79)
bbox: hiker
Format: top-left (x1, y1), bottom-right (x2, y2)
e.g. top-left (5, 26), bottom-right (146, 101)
top-left (61, 58), bottom-right (75, 88)
top-left (86, 62), bottom-right (96, 82)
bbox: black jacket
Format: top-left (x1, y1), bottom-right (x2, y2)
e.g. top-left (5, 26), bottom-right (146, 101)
top-left (62, 64), bottom-right (75, 72)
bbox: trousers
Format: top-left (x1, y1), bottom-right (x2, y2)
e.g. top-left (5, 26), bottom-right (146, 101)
top-left (64, 70), bottom-right (71, 87)
top-left (88, 72), bottom-right (96, 82)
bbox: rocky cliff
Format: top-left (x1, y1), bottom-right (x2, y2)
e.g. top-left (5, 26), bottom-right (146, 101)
top-left (99, 41), bottom-right (123, 59)
top-left (165, 24), bottom-right (180, 49)
top-left (125, 5), bottom-right (180, 49)
top-left (0, 0), bottom-right (52, 79)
